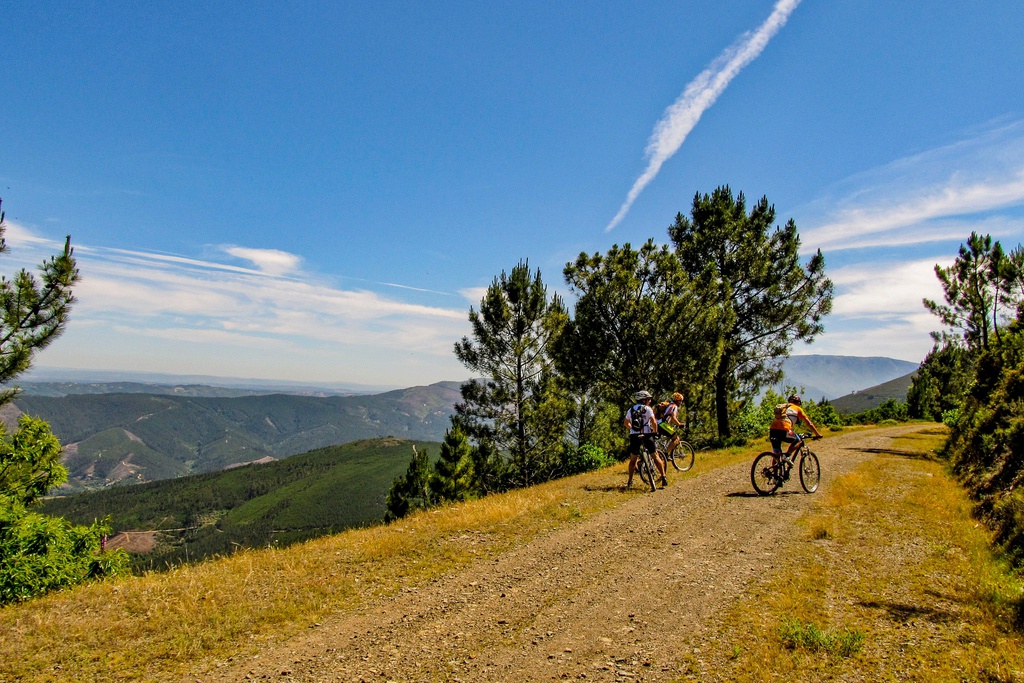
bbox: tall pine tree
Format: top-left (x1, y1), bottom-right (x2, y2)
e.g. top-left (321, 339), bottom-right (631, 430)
top-left (384, 445), bottom-right (433, 522)
top-left (669, 187), bottom-right (832, 440)
top-left (454, 261), bottom-right (569, 487)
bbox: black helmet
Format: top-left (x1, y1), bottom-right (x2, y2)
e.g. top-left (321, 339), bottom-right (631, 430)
top-left (788, 394), bottom-right (802, 405)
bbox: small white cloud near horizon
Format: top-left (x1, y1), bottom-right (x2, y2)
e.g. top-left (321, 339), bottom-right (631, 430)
top-left (459, 286), bottom-right (489, 306)
top-left (605, 0), bottom-right (802, 233)
top-left (223, 245), bottom-right (303, 276)
top-left (829, 258), bottom-right (948, 319)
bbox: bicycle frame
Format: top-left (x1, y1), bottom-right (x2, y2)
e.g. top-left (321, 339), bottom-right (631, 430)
top-left (751, 433), bottom-right (820, 496)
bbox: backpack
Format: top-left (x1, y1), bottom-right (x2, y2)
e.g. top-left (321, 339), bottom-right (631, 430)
top-left (773, 402), bottom-right (791, 420)
top-left (629, 404), bottom-right (647, 432)
top-left (655, 401), bottom-right (672, 421)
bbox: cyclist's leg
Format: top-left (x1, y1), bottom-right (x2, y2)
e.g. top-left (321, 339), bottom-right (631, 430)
top-left (626, 434), bottom-right (641, 485)
top-left (646, 435), bottom-right (667, 483)
top-left (768, 429), bottom-right (787, 456)
top-left (785, 431), bottom-right (802, 457)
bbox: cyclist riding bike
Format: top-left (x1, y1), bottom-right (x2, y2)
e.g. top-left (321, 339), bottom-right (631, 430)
top-left (624, 390), bottom-right (667, 488)
top-left (769, 394), bottom-right (823, 460)
top-left (657, 391), bottom-right (685, 458)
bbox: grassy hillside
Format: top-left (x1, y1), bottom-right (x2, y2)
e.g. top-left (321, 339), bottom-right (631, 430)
top-left (830, 370), bottom-right (916, 414)
top-left (11, 381), bottom-right (460, 489)
top-left (41, 437), bottom-right (439, 568)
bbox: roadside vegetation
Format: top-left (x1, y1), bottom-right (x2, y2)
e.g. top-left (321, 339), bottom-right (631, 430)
top-left (904, 232), bottom-right (1024, 570)
top-left (0, 198), bottom-right (129, 605)
top-left (699, 427), bottom-right (1024, 682)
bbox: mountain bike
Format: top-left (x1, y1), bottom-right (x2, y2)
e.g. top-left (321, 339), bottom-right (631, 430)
top-left (750, 433), bottom-right (821, 496)
top-left (635, 447), bottom-right (660, 492)
top-left (655, 433), bottom-right (695, 472)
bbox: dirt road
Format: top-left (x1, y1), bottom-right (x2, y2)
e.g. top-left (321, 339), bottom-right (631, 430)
top-left (192, 426), bottom-right (924, 682)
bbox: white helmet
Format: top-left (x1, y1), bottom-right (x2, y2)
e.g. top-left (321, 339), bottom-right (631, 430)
top-left (634, 390), bottom-right (652, 402)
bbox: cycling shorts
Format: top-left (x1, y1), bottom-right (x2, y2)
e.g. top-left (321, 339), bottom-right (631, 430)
top-left (628, 433), bottom-right (657, 455)
top-left (769, 428), bottom-right (800, 450)
top-left (657, 422), bottom-right (675, 437)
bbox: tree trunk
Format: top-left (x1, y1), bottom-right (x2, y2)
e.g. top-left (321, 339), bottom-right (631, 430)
top-left (714, 353), bottom-right (732, 440)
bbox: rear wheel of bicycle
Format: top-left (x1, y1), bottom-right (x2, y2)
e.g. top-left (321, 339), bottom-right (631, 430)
top-left (670, 441), bottom-right (695, 471)
top-left (799, 450), bottom-right (821, 493)
top-left (638, 451), bottom-right (658, 492)
top-left (751, 452), bottom-right (782, 496)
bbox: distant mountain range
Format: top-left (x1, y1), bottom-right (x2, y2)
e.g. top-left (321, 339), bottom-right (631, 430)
top-left (5, 382), bottom-right (460, 491)
top-left (6, 355), bottom-right (920, 492)
top-left (20, 366), bottom-right (399, 396)
top-left (775, 355), bottom-right (919, 401)
top-left (830, 371), bottom-right (917, 414)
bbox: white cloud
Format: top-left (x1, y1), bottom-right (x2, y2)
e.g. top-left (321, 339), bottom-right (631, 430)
top-left (801, 119), bottom-right (1024, 253)
top-left (828, 258), bottom-right (948, 319)
top-left (0, 224), bottom-right (472, 384)
top-left (803, 314), bottom-right (935, 364)
top-left (605, 0), bottom-right (802, 232)
top-left (459, 287), bottom-right (488, 306)
top-left (223, 245), bottom-right (303, 275)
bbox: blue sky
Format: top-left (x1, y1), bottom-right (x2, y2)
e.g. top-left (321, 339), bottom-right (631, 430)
top-left (2, 1), bottom-right (1024, 389)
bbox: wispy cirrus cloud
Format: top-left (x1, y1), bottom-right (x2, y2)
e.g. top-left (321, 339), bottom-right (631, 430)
top-left (1, 225), bottom-right (470, 384)
top-left (605, 0), bottom-right (802, 232)
top-left (793, 121), bottom-right (1024, 364)
top-left (801, 119), bottom-right (1024, 252)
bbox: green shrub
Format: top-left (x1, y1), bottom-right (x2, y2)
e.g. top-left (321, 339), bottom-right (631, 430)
top-left (0, 495), bottom-right (128, 604)
top-left (0, 416), bottom-right (129, 604)
top-left (778, 617), bottom-right (865, 658)
top-left (561, 443), bottom-right (614, 476)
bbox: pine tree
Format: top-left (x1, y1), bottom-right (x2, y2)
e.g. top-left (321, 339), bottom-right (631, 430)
top-left (0, 199), bottom-right (80, 404)
top-left (454, 261), bottom-right (569, 487)
top-left (429, 424), bottom-right (475, 503)
top-left (558, 239), bottom-right (722, 422)
top-left (669, 187), bottom-right (833, 440)
top-left (384, 445), bottom-right (433, 522)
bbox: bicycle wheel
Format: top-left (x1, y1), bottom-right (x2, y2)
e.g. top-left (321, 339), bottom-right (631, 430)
top-left (751, 452), bottom-right (782, 496)
top-left (638, 451), bottom-right (657, 492)
top-left (670, 441), bottom-right (695, 472)
top-left (799, 450), bottom-right (821, 493)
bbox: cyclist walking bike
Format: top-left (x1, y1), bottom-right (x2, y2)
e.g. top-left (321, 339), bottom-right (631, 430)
top-left (624, 390), bottom-right (667, 492)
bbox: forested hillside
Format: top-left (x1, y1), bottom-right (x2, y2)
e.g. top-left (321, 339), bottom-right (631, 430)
top-left (41, 437), bottom-right (438, 568)
top-left (9, 382), bottom-right (459, 490)
top-left (830, 371), bottom-right (916, 414)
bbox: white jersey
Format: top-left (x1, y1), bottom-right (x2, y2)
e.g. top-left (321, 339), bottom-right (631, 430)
top-left (627, 403), bottom-right (656, 435)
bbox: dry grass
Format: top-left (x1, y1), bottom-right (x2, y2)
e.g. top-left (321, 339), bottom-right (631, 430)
top-left (698, 426), bottom-right (1024, 682)
top-left (1, 443), bottom-right (753, 683)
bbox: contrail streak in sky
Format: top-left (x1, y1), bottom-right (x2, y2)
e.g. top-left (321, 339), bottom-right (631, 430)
top-left (605, 0), bottom-right (802, 232)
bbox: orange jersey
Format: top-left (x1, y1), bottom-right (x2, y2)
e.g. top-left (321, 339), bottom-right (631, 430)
top-left (770, 403), bottom-right (807, 432)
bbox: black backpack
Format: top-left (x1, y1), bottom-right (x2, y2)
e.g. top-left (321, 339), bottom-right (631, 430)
top-left (629, 404), bottom-right (646, 431)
